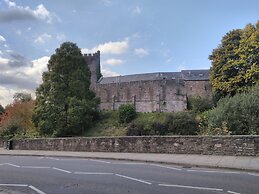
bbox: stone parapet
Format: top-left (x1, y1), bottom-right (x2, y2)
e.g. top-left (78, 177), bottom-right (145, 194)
top-left (7, 136), bottom-right (259, 156)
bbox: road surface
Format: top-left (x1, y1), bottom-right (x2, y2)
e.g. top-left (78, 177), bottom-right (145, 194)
top-left (0, 155), bottom-right (258, 194)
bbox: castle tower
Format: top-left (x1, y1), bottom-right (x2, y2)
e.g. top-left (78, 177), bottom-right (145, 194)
top-left (83, 50), bottom-right (102, 90)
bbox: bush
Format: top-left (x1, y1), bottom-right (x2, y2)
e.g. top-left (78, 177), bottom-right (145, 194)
top-left (187, 96), bottom-right (213, 113)
top-left (118, 104), bottom-right (136, 123)
top-left (166, 111), bottom-right (199, 135)
top-left (206, 84), bottom-right (259, 135)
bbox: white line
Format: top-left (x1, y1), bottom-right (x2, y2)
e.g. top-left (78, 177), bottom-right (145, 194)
top-left (74, 172), bottom-right (113, 175)
top-left (89, 159), bottom-right (111, 164)
top-left (248, 173), bottom-right (259, 177)
top-left (227, 191), bottom-right (241, 194)
top-left (158, 184), bottom-right (223, 192)
top-left (21, 166), bottom-right (50, 169)
top-left (29, 185), bottom-right (47, 194)
top-left (45, 157), bottom-right (60, 161)
top-left (150, 164), bottom-right (182, 171)
top-left (112, 162), bottom-right (146, 165)
top-left (5, 163), bottom-right (20, 168)
top-left (115, 174), bottom-right (152, 185)
top-left (0, 184), bottom-right (28, 187)
top-left (52, 167), bottom-right (71, 173)
top-left (187, 169), bottom-right (241, 174)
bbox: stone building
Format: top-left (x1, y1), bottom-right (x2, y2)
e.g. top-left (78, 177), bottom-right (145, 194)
top-left (84, 51), bottom-right (212, 112)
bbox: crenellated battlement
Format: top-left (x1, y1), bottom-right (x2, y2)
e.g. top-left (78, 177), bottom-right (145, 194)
top-left (84, 50), bottom-right (100, 61)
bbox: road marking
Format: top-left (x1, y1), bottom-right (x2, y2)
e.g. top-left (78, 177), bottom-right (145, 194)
top-left (21, 166), bottom-right (50, 169)
top-left (115, 174), bottom-right (152, 185)
top-left (0, 184), bottom-right (28, 187)
top-left (5, 163), bottom-right (20, 168)
top-left (74, 172), bottom-right (113, 175)
top-left (187, 169), bottom-right (241, 174)
top-left (248, 173), bottom-right (259, 177)
top-left (89, 159), bottom-right (111, 164)
top-left (112, 162), bottom-right (147, 165)
top-left (52, 167), bottom-right (71, 173)
top-left (38, 157), bottom-right (59, 160)
top-left (158, 184), bottom-right (223, 192)
top-left (29, 185), bottom-right (47, 194)
top-left (150, 164), bottom-right (182, 171)
top-left (227, 191), bottom-right (241, 194)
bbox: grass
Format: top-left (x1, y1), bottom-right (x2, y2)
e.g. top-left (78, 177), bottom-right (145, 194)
top-left (84, 111), bottom-right (127, 137)
top-left (84, 111), bottom-right (173, 137)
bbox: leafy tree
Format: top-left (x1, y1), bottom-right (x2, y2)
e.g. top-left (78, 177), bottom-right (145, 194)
top-left (209, 21), bottom-right (259, 100)
top-left (187, 96), bottom-right (213, 113)
top-left (13, 92), bottom-right (32, 102)
top-left (0, 100), bottom-right (36, 138)
top-left (118, 104), bottom-right (136, 123)
top-left (0, 104), bottom-right (4, 115)
top-left (33, 42), bottom-right (99, 137)
top-left (206, 84), bottom-right (259, 135)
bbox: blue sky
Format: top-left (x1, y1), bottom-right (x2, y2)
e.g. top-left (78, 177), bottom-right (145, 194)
top-left (0, 0), bottom-right (259, 106)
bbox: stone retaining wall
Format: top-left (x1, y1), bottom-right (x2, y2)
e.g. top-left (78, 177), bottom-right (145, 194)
top-left (9, 136), bottom-right (259, 156)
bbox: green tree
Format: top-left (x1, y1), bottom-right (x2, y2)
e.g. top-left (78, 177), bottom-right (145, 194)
top-left (13, 92), bottom-right (32, 102)
top-left (209, 21), bottom-right (259, 100)
top-left (0, 104), bottom-right (4, 115)
top-left (33, 42), bottom-right (99, 137)
top-left (118, 104), bottom-right (136, 123)
top-left (206, 84), bottom-right (259, 135)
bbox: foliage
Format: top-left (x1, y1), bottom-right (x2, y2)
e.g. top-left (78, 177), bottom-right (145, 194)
top-left (33, 42), bottom-right (99, 137)
top-left (187, 96), bottom-right (213, 113)
top-left (13, 92), bottom-right (32, 103)
top-left (0, 104), bottom-right (4, 115)
top-left (118, 104), bottom-right (136, 123)
top-left (209, 21), bottom-right (259, 100)
top-left (126, 111), bottom-right (198, 136)
top-left (0, 100), bottom-right (38, 138)
top-left (166, 111), bottom-right (199, 135)
top-left (84, 111), bottom-right (127, 137)
top-left (206, 84), bottom-right (259, 135)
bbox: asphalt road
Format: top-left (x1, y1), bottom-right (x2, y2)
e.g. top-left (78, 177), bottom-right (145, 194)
top-left (0, 156), bottom-right (258, 194)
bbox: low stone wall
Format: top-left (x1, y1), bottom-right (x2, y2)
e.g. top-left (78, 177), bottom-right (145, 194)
top-left (10, 136), bottom-right (259, 156)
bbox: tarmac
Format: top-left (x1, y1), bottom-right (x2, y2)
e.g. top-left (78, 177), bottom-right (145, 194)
top-left (0, 148), bottom-right (259, 172)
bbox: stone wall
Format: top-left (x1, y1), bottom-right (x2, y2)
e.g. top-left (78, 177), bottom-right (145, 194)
top-left (9, 136), bottom-right (259, 156)
top-left (96, 79), bottom-right (189, 112)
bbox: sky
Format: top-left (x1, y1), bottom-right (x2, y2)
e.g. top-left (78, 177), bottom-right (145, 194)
top-left (0, 0), bottom-right (259, 106)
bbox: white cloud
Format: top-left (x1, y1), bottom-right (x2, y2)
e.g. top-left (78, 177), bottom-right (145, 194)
top-left (82, 39), bottom-right (129, 55)
top-left (4, 0), bottom-right (16, 7)
top-left (0, 57), bottom-right (9, 67)
top-left (101, 66), bottom-right (120, 77)
top-left (34, 33), bottom-right (52, 44)
top-left (56, 33), bottom-right (66, 41)
top-left (0, 35), bottom-right (6, 42)
top-left (33, 4), bottom-right (52, 23)
top-left (16, 29), bottom-right (22, 35)
top-left (104, 58), bottom-right (124, 66)
top-left (134, 48), bottom-right (149, 57)
top-left (25, 56), bottom-right (49, 84)
top-left (132, 6), bottom-right (141, 15)
top-left (2, 0), bottom-right (55, 23)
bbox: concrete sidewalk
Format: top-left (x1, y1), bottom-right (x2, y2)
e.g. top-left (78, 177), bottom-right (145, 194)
top-left (0, 149), bottom-right (259, 172)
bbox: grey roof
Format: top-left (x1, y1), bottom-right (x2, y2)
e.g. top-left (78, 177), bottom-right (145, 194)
top-left (181, 70), bottom-right (210, 81)
top-left (99, 70), bottom-right (209, 84)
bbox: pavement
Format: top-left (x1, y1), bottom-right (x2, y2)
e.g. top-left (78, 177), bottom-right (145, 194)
top-left (0, 148), bottom-right (259, 172)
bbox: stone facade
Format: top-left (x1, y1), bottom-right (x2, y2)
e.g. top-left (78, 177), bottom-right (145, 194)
top-left (84, 51), bottom-right (212, 112)
top-left (8, 136), bottom-right (259, 156)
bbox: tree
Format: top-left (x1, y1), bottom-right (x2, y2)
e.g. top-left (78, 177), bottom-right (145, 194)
top-left (0, 104), bottom-right (4, 115)
top-left (0, 100), bottom-right (36, 138)
top-left (13, 92), bottom-right (32, 102)
top-left (209, 21), bottom-right (259, 100)
top-left (33, 42), bottom-right (99, 137)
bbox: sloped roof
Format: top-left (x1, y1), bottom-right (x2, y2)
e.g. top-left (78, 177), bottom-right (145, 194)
top-left (99, 70), bottom-right (209, 84)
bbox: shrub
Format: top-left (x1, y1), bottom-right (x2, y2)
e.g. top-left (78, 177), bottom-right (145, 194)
top-left (166, 111), bottom-right (199, 135)
top-left (118, 104), bottom-right (136, 123)
top-left (187, 96), bottom-right (213, 113)
top-left (206, 84), bottom-right (259, 135)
